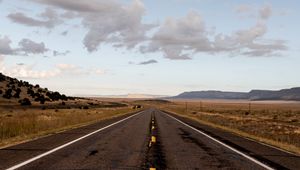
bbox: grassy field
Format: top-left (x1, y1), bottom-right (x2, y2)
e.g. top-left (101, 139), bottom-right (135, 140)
top-left (0, 98), bottom-right (139, 148)
top-left (136, 99), bottom-right (300, 155)
top-left (2, 96), bottom-right (300, 155)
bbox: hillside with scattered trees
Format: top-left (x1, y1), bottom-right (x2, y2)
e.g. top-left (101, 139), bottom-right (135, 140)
top-left (0, 73), bottom-right (74, 106)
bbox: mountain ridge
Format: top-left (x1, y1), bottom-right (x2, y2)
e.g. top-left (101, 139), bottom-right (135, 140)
top-left (171, 87), bottom-right (300, 101)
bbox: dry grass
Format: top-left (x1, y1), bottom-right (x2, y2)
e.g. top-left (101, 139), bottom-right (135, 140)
top-left (0, 103), bottom-right (138, 148)
top-left (138, 99), bottom-right (300, 155)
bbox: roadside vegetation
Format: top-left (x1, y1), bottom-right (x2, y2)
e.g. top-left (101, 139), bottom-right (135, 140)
top-left (0, 73), bottom-right (138, 148)
top-left (0, 104), bottom-right (137, 148)
top-left (136, 99), bottom-right (300, 155)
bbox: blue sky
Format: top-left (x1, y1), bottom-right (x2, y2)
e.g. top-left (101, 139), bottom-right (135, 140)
top-left (0, 0), bottom-right (299, 96)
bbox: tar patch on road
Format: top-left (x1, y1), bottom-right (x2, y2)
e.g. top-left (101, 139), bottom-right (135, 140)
top-left (142, 112), bottom-right (166, 170)
top-left (178, 127), bottom-right (233, 169)
top-left (179, 127), bottom-right (213, 154)
top-left (89, 150), bottom-right (98, 156)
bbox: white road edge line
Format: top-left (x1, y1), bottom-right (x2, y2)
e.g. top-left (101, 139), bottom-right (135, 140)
top-left (242, 135), bottom-right (299, 156)
top-left (164, 112), bottom-right (275, 170)
top-left (6, 111), bottom-right (143, 170)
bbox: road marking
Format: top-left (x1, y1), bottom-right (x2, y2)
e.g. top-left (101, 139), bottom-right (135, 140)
top-left (6, 111), bottom-right (143, 170)
top-left (151, 136), bottom-right (156, 143)
top-left (164, 112), bottom-right (275, 170)
top-left (242, 135), bottom-right (299, 156)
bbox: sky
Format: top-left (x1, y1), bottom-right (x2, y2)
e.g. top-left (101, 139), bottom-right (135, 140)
top-left (0, 0), bottom-right (299, 96)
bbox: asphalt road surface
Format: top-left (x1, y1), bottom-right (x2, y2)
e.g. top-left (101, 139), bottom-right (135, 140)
top-left (0, 108), bottom-right (299, 169)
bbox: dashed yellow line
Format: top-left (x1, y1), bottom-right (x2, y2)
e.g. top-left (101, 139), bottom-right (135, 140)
top-left (151, 136), bottom-right (156, 143)
top-left (149, 116), bottom-right (157, 170)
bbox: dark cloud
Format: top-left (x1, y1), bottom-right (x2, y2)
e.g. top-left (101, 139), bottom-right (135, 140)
top-left (138, 59), bottom-right (158, 65)
top-left (53, 50), bottom-right (70, 56)
top-left (7, 8), bottom-right (61, 28)
top-left (19, 1), bottom-right (285, 59)
top-left (81, 0), bottom-right (153, 52)
top-left (259, 5), bottom-right (272, 20)
top-left (61, 30), bottom-right (68, 36)
top-left (30, 0), bottom-right (155, 52)
top-left (141, 9), bottom-right (286, 59)
top-left (0, 35), bottom-right (54, 56)
top-left (18, 38), bottom-right (49, 55)
top-left (0, 36), bottom-right (14, 55)
top-left (140, 11), bottom-right (212, 60)
top-left (31, 0), bottom-right (121, 13)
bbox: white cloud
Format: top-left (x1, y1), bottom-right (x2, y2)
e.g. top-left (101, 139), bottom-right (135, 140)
top-left (1, 64), bottom-right (60, 79)
top-left (56, 63), bottom-right (76, 70)
top-left (1, 62), bottom-right (106, 79)
top-left (91, 68), bottom-right (106, 75)
top-left (55, 64), bottom-right (106, 75)
top-left (55, 64), bottom-right (89, 75)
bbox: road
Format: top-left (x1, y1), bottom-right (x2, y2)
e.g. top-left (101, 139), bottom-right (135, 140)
top-left (0, 108), bottom-right (299, 169)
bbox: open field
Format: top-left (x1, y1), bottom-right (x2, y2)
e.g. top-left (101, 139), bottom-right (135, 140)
top-left (134, 99), bottom-right (300, 154)
top-left (0, 98), bottom-right (139, 148)
top-left (2, 97), bottom-right (300, 155)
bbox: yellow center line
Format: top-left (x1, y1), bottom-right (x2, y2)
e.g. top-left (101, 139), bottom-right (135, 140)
top-left (151, 136), bottom-right (156, 143)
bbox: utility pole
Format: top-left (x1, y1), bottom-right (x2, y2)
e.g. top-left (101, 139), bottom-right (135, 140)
top-left (248, 102), bottom-right (251, 114)
top-left (199, 101), bottom-right (203, 112)
top-left (185, 102), bottom-right (188, 114)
